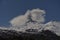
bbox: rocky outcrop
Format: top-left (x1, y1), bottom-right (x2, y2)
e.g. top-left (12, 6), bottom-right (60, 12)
top-left (0, 29), bottom-right (59, 40)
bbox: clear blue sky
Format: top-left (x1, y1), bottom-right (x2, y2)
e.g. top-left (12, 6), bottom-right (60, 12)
top-left (0, 0), bottom-right (60, 26)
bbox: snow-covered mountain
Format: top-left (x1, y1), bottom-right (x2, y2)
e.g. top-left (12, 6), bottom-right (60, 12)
top-left (0, 8), bottom-right (60, 40)
top-left (9, 8), bottom-right (60, 36)
top-left (0, 28), bottom-right (59, 40)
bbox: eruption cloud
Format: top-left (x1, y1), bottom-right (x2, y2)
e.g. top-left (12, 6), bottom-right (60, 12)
top-left (9, 8), bottom-right (45, 31)
top-left (0, 8), bottom-right (60, 35)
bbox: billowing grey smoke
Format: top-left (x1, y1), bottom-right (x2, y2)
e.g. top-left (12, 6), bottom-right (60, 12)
top-left (0, 8), bottom-right (60, 36)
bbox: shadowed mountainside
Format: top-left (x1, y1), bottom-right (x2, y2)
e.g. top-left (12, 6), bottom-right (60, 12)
top-left (0, 29), bottom-right (60, 40)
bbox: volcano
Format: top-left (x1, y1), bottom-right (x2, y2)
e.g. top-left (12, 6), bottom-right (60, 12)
top-left (0, 9), bottom-right (60, 40)
top-left (0, 29), bottom-right (59, 40)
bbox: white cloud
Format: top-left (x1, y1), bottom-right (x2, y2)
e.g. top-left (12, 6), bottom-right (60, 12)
top-left (9, 8), bottom-right (45, 31)
top-left (10, 10), bottom-right (30, 27)
top-left (30, 8), bottom-right (45, 23)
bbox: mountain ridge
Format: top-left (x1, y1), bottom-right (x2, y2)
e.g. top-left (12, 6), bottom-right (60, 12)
top-left (0, 28), bottom-right (59, 40)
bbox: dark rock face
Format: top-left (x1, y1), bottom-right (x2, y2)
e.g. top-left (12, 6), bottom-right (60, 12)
top-left (25, 29), bottom-right (38, 32)
top-left (0, 29), bottom-right (59, 40)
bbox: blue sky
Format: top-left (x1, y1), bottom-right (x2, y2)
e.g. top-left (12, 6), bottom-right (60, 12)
top-left (0, 0), bottom-right (60, 26)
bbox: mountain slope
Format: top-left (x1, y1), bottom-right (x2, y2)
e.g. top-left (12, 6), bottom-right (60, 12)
top-left (0, 29), bottom-right (59, 40)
